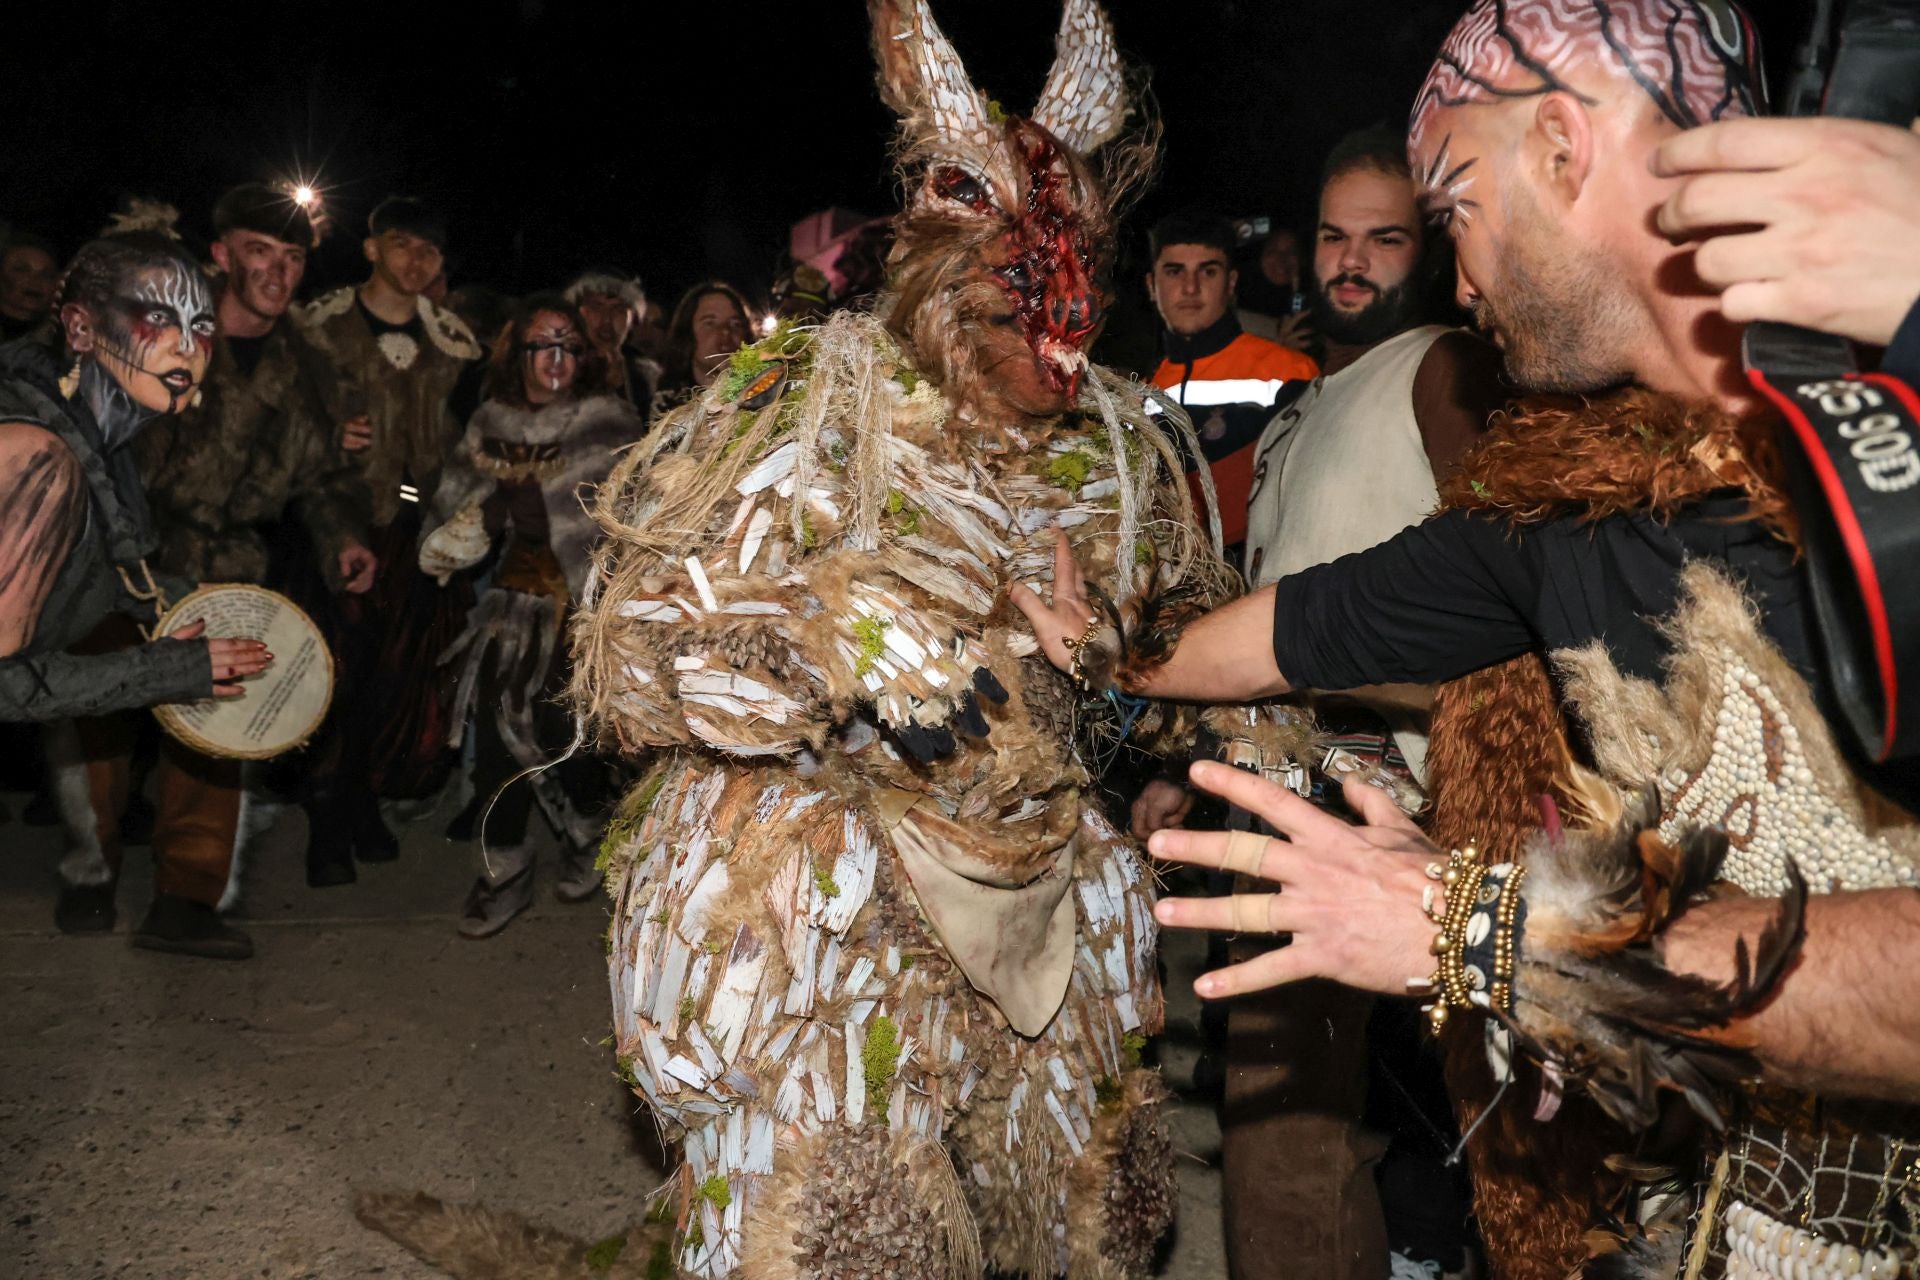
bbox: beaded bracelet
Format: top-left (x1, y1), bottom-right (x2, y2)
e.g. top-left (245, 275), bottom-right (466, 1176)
top-left (1061, 613), bottom-right (1103, 690)
top-left (1422, 843), bottom-right (1488, 1032)
top-left (1419, 847), bottom-right (1529, 1030)
top-left (1461, 863), bottom-right (1529, 1017)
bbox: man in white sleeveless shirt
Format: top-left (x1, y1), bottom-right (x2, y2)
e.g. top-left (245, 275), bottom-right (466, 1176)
top-left (1141, 128), bottom-right (1506, 1280)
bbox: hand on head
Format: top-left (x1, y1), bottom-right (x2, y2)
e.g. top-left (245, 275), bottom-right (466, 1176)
top-left (1654, 117), bottom-right (1920, 347)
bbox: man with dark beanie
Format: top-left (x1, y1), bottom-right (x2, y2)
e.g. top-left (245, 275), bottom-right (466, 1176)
top-left (126, 184), bottom-right (377, 899)
top-left (297, 196), bottom-right (480, 874)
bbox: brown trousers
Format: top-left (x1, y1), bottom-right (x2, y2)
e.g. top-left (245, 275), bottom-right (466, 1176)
top-left (72, 712), bottom-right (242, 905)
top-left (1221, 972), bottom-right (1388, 1280)
top-left (66, 616), bottom-right (242, 905)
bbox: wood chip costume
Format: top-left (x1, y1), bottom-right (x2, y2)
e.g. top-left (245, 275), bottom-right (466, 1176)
top-left (569, 3), bottom-right (1317, 1275)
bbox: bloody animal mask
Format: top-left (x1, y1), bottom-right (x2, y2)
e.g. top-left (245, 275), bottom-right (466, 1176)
top-left (870, 0), bottom-right (1145, 421)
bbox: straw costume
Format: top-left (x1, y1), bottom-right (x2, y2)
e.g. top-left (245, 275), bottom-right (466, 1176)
top-left (568, 2), bottom-right (1321, 1275)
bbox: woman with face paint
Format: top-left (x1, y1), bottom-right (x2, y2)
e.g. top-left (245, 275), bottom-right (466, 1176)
top-left (417, 294), bottom-right (644, 937)
top-left (0, 231), bottom-right (273, 956)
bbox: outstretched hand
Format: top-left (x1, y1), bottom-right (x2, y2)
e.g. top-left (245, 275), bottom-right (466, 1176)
top-left (1148, 759), bottom-right (1438, 1000)
top-left (168, 619), bottom-right (274, 699)
top-left (1008, 527), bottom-right (1100, 675)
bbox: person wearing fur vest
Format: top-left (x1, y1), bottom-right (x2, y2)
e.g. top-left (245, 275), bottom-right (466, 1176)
top-left (418, 294), bottom-right (641, 937)
top-left (1017, 2), bottom-right (1920, 1278)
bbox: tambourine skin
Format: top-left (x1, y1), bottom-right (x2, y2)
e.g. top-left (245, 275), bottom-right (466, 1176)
top-left (150, 584), bottom-right (335, 761)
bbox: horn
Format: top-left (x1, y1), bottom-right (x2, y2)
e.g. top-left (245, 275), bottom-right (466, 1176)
top-left (1030, 0), bottom-right (1131, 154)
top-left (869, 0), bottom-right (996, 151)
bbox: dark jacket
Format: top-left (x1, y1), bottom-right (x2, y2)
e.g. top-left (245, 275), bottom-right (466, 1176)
top-left (0, 343), bottom-right (209, 719)
top-left (136, 322), bottom-right (369, 585)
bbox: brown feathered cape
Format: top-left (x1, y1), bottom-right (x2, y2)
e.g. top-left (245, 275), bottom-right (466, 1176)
top-left (1419, 387), bottom-right (1793, 1280)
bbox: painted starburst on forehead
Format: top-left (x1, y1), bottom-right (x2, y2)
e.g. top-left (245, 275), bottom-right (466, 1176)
top-left (1408, 0), bottom-right (1764, 157)
top-left (1418, 137), bottom-right (1481, 229)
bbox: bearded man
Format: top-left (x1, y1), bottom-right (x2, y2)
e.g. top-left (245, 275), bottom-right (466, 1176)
top-left (1143, 126), bottom-right (1507, 1280)
top-left (1018, 2), bottom-right (1920, 1277)
top-left (299, 196), bottom-right (481, 860)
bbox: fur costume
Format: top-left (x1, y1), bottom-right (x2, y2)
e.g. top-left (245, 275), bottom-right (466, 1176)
top-left (563, 4), bottom-right (1319, 1277)
top-left (135, 323), bottom-right (367, 587)
top-left (1422, 389), bottom-right (1920, 1279)
top-left (419, 393), bottom-right (642, 857)
top-left (298, 287), bottom-right (480, 528)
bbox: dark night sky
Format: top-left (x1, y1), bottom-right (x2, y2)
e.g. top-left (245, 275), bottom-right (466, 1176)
top-left (2, 0), bottom-right (1808, 310)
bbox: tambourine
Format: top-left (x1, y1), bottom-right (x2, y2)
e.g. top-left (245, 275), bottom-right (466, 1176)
top-left (151, 584), bottom-right (333, 760)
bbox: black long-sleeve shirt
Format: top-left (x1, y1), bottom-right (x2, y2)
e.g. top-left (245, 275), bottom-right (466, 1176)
top-left (1269, 491), bottom-right (1920, 804)
top-left (1271, 492), bottom-right (1815, 698)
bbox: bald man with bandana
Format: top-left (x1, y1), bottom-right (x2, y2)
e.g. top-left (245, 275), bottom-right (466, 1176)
top-left (1017, 2), bottom-right (1920, 1276)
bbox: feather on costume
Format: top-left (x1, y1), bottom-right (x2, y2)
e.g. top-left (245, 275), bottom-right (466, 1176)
top-left (570, 3), bottom-right (1319, 1276)
top-left (1421, 393), bottom-right (1920, 1280)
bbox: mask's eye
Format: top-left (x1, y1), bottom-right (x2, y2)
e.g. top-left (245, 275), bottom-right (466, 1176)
top-left (933, 167), bottom-right (994, 214)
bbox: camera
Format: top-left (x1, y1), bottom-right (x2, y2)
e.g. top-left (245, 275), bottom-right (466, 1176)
top-left (1743, 0), bottom-right (1920, 762)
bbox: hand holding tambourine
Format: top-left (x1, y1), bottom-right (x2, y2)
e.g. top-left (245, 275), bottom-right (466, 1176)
top-left (152, 585), bottom-right (334, 760)
top-left (166, 618), bottom-right (273, 696)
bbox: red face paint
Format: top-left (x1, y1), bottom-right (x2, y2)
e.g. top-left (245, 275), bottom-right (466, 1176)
top-left (981, 123), bottom-right (1104, 398)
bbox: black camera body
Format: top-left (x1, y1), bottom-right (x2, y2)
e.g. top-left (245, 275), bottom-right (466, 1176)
top-left (1743, 0), bottom-right (1920, 762)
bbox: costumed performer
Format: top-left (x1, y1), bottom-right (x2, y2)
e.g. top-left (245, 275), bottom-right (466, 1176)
top-left (1017, 2), bottom-right (1920, 1278)
top-left (0, 229), bottom-right (273, 953)
top-left (567, 2), bottom-right (1372, 1276)
top-left (419, 294), bottom-right (642, 937)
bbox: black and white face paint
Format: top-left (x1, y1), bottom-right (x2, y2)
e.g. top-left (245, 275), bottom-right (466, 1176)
top-left (521, 312), bottom-right (583, 400)
top-left (92, 262), bottom-right (218, 421)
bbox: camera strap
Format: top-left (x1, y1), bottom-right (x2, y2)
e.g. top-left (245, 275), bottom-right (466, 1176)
top-left (1744, 321), bottom-right (1920, 761)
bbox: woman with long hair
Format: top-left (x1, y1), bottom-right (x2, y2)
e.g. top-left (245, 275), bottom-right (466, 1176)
top-left (653, 279), bottom-right (754, 413)
top-left (418, 293), bottom-right (643, 936)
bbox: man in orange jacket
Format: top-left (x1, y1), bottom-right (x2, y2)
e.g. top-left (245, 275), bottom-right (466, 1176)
top-left (1147, 211), bottom-right (1318, 561)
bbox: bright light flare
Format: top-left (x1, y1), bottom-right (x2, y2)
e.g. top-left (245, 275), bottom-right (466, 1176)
top-left (292, 185), bottom-right (318, 208)
top-left (758, 314), bottom-right (779, 336)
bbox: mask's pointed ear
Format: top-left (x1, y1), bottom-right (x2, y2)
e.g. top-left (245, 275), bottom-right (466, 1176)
top-left (868, 0), bottom-right (995, 150)
top-left (1030, 0), bottom-right (1131, 154)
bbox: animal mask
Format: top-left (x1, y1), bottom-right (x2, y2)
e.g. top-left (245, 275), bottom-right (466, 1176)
top-left (870, 0), bottom-right (1148, 422)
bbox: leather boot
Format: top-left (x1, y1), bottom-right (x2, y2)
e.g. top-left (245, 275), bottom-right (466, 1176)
top-left (351, 787), bottom-right (400, 863)
top-left (302, 790), bottom-right (357, 888)
top-left (132, 893), bottom-right (253, 960)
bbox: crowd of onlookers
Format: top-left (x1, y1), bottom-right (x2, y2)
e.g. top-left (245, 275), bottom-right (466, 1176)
top-left (0, 184), bottom-right (1336, 940)
top-left (0, 130), bottom-right (1473, 1276)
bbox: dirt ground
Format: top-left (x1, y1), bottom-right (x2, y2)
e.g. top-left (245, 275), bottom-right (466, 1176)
top-left (0, 785), bottom-right (1226, 1279)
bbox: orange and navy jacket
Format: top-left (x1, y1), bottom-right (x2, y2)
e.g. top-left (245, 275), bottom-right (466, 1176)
top-left (1149, 314), bottom-right (1318, 550)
